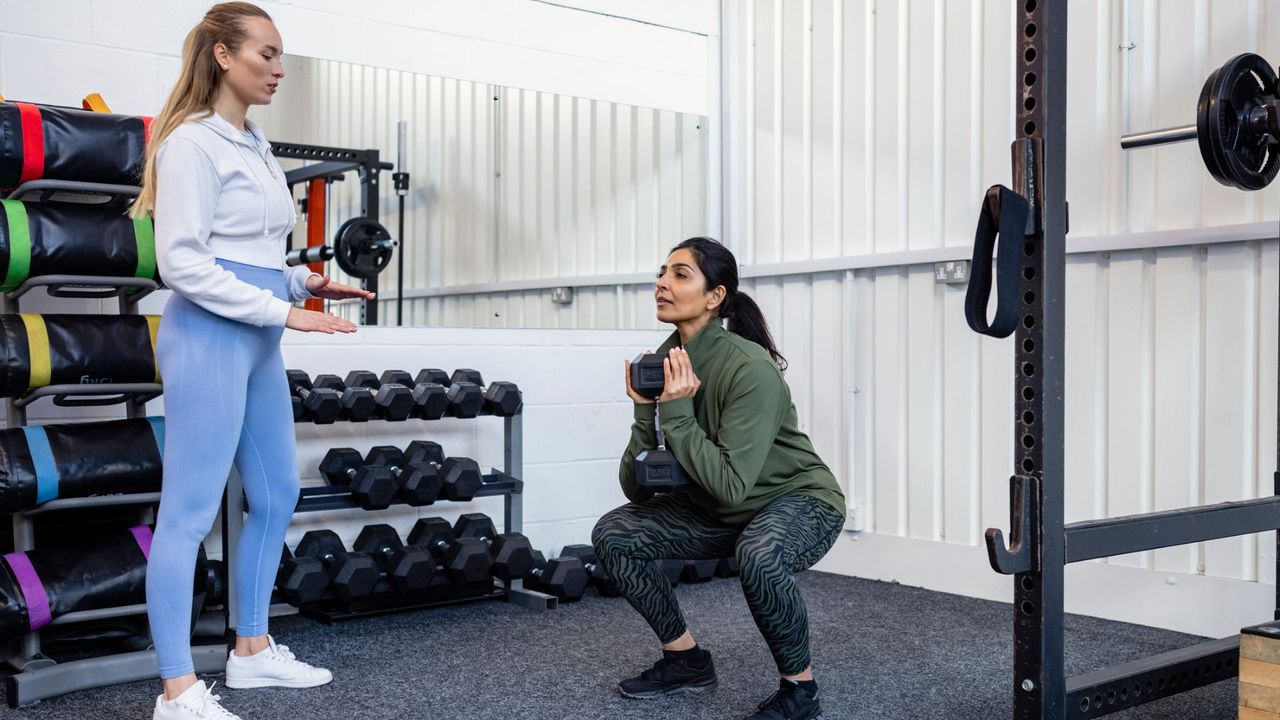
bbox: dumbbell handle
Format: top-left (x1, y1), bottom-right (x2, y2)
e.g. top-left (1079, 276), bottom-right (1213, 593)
top-left (1120, 124), bottom-right (1196, 150)
top-left (286, 245), bottom-right (335, 266)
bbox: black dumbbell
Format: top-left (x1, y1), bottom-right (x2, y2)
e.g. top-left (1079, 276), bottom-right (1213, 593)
top-left (656, 559), bottom-right (683, 587)
top-left (345, 370), bottom-right (414, 421)
top-left (277, 545), bottom-right (329, 606)
top-left (407, 517), bottom-right (493, 584)
top-left (363, 445), bottom-right (442, 506)
top-left (681, 559), bottom-right (718, 583)
top-left (403, 440), bottom-right (483, 501)
top-left (291, 396), bottom-right (304, 422)
top-left (352, 524), bottom-right (436, 593)
top-left (319, 447), bottom-right (397, 510)
top-left (285, 369), bottom-right (341, 424)
top-left (417, 368), bottom-right (484, 418)
top-left (380, 370), bottom-right (449, 420)
top-left (523, 550), bottom-right (589, 602)
top-left (204, 559), bottom-right (227, 607)
top-left (715, 556), bottom-right (739, 578)
top-left (560, 544), bottom-right (621, 597)
top-left (294, 530), bottom-right (380, 602)
top-left (312, 374), bottom-right (377, 421)
top-left (450, 369), bottom-right (522, 416)
top-left (453, 513), bottom-right (534, 581)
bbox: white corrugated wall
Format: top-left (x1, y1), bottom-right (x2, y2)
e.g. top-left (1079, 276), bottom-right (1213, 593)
top-left (723, 0), bottom-right (1280, 597)
top-left (256, 56), bottom-right (710, 329)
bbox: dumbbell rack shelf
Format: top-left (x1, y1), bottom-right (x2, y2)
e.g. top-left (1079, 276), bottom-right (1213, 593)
top-left (2, 179), bottom-right (226, 708)
top-left (250, 411), bottom-right (559, 623)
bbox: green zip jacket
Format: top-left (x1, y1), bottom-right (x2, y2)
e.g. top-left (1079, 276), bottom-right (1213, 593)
top-left (619, 319), bottom-right (846, 524)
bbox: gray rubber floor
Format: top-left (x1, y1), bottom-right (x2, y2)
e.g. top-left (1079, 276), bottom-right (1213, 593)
top-left (1, 571), bottom-right (1235, 719)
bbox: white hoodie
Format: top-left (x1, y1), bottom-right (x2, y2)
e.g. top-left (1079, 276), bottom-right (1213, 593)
top-left (153, 111), bottom-right (318, 327)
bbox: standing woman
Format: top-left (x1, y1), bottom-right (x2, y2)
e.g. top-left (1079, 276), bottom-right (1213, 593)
top-left (131, 4), bottom-right (371, 719)
top-left (593, 237), bottom-right (846, 720)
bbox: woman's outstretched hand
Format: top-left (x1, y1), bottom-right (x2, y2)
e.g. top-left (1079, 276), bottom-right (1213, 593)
top-left (285, 306), bottom-right (357, 334)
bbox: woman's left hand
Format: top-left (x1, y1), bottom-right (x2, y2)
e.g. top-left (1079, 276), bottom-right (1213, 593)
top-left (306, 274), bottom-right (376, 301)
top-left (659, 347), bottom-right (701, 402)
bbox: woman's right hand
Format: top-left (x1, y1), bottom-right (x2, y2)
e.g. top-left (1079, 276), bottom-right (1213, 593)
top-left (625, 357), bottom-right (655, 405)
top-left (285, 306), bottom-right (358, 334)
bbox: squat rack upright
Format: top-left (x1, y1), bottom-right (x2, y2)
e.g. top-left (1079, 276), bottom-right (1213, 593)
top-left (968, 2), bottom-right (1280, 718)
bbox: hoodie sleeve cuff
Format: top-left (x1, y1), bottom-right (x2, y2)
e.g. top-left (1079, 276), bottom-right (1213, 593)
top-left (264, 297), bottom-right (295, 328)
top-left (633, 403), bottom-right (656, 423)
top-left (657, 396), bottom-right (695, 422)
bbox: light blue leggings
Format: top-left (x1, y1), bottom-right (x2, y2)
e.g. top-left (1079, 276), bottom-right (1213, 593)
top-left (147, 258), bottom-right (299, 679)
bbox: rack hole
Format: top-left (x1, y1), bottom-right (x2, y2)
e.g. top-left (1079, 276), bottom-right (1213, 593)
top-left (1021, 434), bottom-right (1036, 449)
top-left (1020, 576), bottom-right (1035, 591)
top-left (1020, 600), bottom-right (1035, 615)
top-left (1024, 242), bottom-right (1036, 256)
top-left (1022, 338), bottom-right (1036, 353)
top-left (1022, 387), bottom-right (1036, 401)
top-left (1023, 267), bottom-right (1036, 280)
top-left (1025, 47), bottom-right (1037, 63)
top-left (1024, 71), bottom-right (1037, 87)
top-left (1025, 23), bottom-right (1037, 38)
top-left (1024, 290), bottom-right (1036, 304)
top-left (1025, 0), bottom-right (1037, 12)
top-left (1022, 362), bottom-right (1036, 377)
top-left (1022, 411), bottom-right (1035, 425)
top-left (1025, 121), bottom-right (1037, 135)
top-left (1021, 458), bottom-right (1036, 472)
top-left (1024, 96), bottom-right (1036, 112)
top-left (1023, 315), bottom-right (1036, 329)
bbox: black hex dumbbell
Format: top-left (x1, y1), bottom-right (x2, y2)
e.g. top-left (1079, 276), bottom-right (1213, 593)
top-left (450, 369), bottom-right (522, 416)
top-left (453, 513), bottom-right (534, 581)
top-left (560, 544), bottom-right (621, 597)
top-left (345, 370), bottom-right (415, 421)
top-left (407, 517), bottom-right (493, 584)
top-left (403, 440), bottom-right (483, 502)
top-left (656, 559), bottom-right (683, 587)
top-left (523, 550), bottom-right (589, 602)
top-left (285, 369), bottom-right (341, 424)
top-left (381, 370), bottom-right (449, 420)
top-left (364, 445), bottom-right (442, 507)
top-left (277, 545), bottom-right (329, 606)
top-left (294, 530), bottom-right (380, 602)
top-left (715, 556), bottom-right (739, 578)
top-left (312, 374), bottom-right (377, 422)
top-left (291, 396), bottom-right (304, 422)
top-left (681, 559), bottom-right (718, 583)
top-left (415, 368), bottom-right (483, 418)
top-left (319, 447), bottom-right (397, 510)
top-left (352, 524), bottom-right (436, 593)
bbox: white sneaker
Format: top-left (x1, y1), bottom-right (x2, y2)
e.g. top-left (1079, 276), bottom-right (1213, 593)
top-left (223, 635), bottom-right (333, 690)
top-left (153, 680), bottom-right (242, 719)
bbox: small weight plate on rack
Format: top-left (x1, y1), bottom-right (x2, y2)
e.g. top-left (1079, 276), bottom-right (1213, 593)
top-left (1196, 52), bottom-right (1280, 191)
top-left (333, 217), bottom-right (395, 279)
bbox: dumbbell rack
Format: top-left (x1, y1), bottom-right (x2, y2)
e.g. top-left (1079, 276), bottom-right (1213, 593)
top-left (247, 405), bottom-right (558, 624)
top-left (1, 180), bottom-right (227, 707)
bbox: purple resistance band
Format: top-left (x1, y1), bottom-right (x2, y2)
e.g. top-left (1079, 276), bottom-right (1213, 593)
top-left (2, 525), bottom-right (153, 630)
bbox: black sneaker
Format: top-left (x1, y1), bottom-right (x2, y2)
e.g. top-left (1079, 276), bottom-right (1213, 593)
top-left (745, 679), bottom-right (824, 719)
top-left (617, 649), bottom-right (719, 699)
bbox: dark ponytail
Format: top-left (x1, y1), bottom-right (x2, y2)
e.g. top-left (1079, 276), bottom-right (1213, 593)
top-left (671, 237), bottom-right (787, 371)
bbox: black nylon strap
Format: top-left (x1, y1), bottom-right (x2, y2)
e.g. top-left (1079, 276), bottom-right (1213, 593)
top-left (965, 185), bottom-right (1030, 338)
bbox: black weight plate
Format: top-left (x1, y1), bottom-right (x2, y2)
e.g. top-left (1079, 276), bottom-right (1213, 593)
top-left (334, 217), bottom-right (395, 279)
top-left (1197, 53), bottom-right (1280, 190)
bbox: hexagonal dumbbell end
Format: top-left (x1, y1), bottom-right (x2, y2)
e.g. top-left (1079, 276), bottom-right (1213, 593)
top-left (398, 463), bottom-right (442, 506)
top-left (415, 368), bottom-right (451, 386)
top-left (542, 557), bottom-right (589, 602)
top-left (375, 384), bottom-right (415, 421)
top-left (380, 370), bottom-right (414, 387)
top-left (404, 440), bottom-right (444, 466)
top-left (364, 445), bottom-right (406, 471)
top-left (277, 546), bottom-right (328, 606)
top-left (441, 456), bottom-right (483, 501)
top-left (407, 516), bottom-right (453, 553)
top-left (407, 517), bottom-right (491, 583)
top-left (411, 383), bottom-right (449, 420)
top-left (681, 559), bottom-right (718, 583)
top-left (349, 465), bottom-right (396, 510)
top-left (484, 381), bottom-right (522, 416)
top-left (291, 395), bottom-right (304, 422)
top-left (329, 551), bottom-right (379, 601)
top-left (344, 370), bottom-right (380, 390)
top-left (451, 368), bottom-right (484, 386)
top-left (354, 524), bottom-right (435, 593)
top-left (715, 556), bottom-right (739, 578)
top-left (454, 513), bottom-right (532, 580)
top-left (559, 544), bottom-right (621, 597)
top-left (319, 447), bottom-right (363, 487)
top-left (446, 382), bottom-right (484, 419)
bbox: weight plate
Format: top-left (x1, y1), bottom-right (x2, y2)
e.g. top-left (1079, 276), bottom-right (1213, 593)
top-left (1197, 53), bottom-right (1280, 191)
top-left (333, 217), bottom-right (395, 279)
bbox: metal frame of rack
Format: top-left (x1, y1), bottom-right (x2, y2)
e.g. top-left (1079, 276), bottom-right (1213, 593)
top-left (2, 180), bottom-right (227, 708)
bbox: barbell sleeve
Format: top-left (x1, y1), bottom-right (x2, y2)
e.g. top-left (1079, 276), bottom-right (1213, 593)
top-left (1120, 124), bottom-right (1198, 150)
top-left (286, 245), bottom-right (335, 266)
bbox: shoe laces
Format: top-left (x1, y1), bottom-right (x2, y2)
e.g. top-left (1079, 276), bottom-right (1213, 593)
top-left (186, 682), bottom-right (239, 720)
top-left (265, 636), bottom-right (305, 667)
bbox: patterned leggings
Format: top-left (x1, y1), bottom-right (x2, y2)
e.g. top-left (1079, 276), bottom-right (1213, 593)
top-left (592, 493), bottom-right (844, 676)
